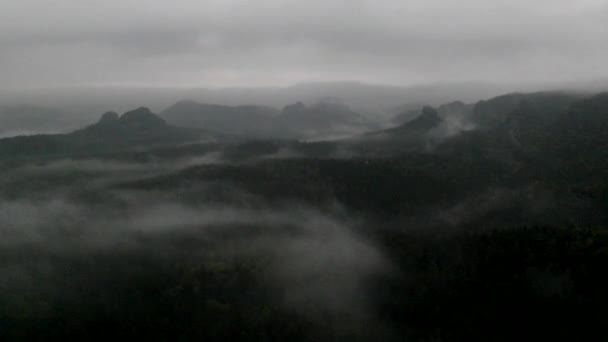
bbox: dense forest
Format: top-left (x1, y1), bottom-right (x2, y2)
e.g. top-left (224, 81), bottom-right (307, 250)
top-left (1, 90), bottom-right (608, 341)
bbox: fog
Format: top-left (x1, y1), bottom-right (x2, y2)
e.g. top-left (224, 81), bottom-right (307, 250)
top-left (0, 157), bottom-right (394, 339)
top-left (2, 1), bottom-right (608, 340)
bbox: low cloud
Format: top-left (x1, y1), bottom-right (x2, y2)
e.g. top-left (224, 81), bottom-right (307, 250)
top-left (1, 1), bottom-right (607, 88)
top-left (0, 174), bottom-right (392, 333)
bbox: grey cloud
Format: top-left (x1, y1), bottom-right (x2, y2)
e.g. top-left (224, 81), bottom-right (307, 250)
top-left (1, 0), bottom-right (607, 88)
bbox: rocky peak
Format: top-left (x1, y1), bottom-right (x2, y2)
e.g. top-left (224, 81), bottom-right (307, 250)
top-left (282, 102), bottom-right (307, 114)
top-left (98, 111), bottom-right (120, 124)
top-left (401, 106), bottom-right (441, 131)
top-left (119, 107), bottom-right (166, 128)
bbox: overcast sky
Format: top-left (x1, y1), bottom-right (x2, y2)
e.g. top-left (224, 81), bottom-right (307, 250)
top-left (1, 0), bottom-right (607, 89)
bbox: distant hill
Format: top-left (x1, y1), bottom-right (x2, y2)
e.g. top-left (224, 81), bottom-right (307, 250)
top-left (392, 101), bottom-right (473, 134)
top-left (368, 103), bottom-right (475, 139)
top-left (434, 92), bottom-right (608, 182)
top-left (0, 107), bottom-right (208, 159)
top-left (471, 92), bottom-right (581, 128)
top-left (379, 106), bottom-right (442, 136)
top-left (277, 99), bottom-right (374, 139)
top-left (162, 99), bottom-right (375, 140)
top-left (2, 81), bottom-right (522, 119)
top-left (350, 106), bottom-right (444, 156)
top-left (162, 101), bottom-right (279, 137)
top-left (346, 90), bottom-right (608, 163)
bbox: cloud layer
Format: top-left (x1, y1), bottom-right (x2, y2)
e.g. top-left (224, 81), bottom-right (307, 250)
top-left (1, 0), bottom-right (607, 88)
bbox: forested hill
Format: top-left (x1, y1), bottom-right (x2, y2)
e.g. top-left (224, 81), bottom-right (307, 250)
top-left (0, 107), bottom-right (209, 158)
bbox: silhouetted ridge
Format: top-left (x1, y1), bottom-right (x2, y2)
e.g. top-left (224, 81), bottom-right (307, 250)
top-left (162, 101), bottom-right (279, 137)
top-left (402, 106), bottom-right (441, 131)
top-left (472, 92), bottom-right (580, 128)
top-left (375, 106), bottom-right (441, 136)
top-left (83, 107), bottom-right (169, 135)
top-left (278, 101), bottom-right (368, 130)
top-left (163, 99), bottom-right (372, 139)
top-left (0, 107), bottom-right (210, 158)
top-left (280, 102), bottom-right (307, 116)
top-left (98, 111), bottom-right (119, 124)
top-left (119, 107), bottom-right (166, 128)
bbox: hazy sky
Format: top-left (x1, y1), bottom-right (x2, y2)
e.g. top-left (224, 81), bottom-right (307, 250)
top-left (1, 0), bottom-right (607, 88)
